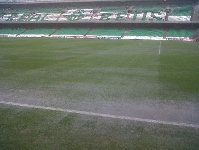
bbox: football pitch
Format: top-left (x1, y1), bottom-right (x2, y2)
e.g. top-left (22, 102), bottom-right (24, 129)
top-left (0, 38), bottom-right (199, 149)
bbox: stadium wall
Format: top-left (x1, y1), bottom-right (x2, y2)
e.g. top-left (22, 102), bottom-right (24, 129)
top-left (0, 21), bottom-right (199, 30)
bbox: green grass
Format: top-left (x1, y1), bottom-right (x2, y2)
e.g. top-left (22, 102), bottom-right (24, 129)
top-left (1, 105), bottom-right (199, 150)
top-left (0, 38), bottom-right (199, 149)
top-left (0, 38), bottom-right (198, 102)
top-left (159, 41), bottom-right (199, 98)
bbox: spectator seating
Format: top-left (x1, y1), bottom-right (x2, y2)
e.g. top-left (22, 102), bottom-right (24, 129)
top-left (23, 28), bottom-right (55, 35)
top-left (88, 28), bottom-right (125, 36)
top-left (0, 28), bottom-right (25, 34)
top-left (38, 7), bottom-right (62, 13)
top-left (167, 29), bottom-right (195, 37)
top-left (0, 5), bottom-right (193, 22)
top-left (101, 6), bottom-right (126, 13)
top-left (170, 5), bottom-right (192, 16)
top-left (126, 29), bottom-right (164, 37)
top-left (54, 28), bottom-right (89, 35)
top-left (135, 5), bottom-right (164, 12)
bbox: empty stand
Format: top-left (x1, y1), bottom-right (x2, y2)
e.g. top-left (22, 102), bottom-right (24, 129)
top-left (135, 5), bottom-right (164, 12)
top-left (38, 7), bottom-right (62, 13)
top-left (0, 4), bottom-right (193, 22)
top-left (23, 28), bottom-right (55, 34)
top-left (0, 2), bottom-right (197, 40)
top-left (54, 28), bottom-right (89, 35)
top-left (101, 6), bottom-right (126, 13)
top-left (170, 5), bottom-right (192, 16)
top-left (126, 28), bottom-right (164, 37)
top-left (167, 29), bottom-right (195, 37)
top-left (88, 28), bottom-right (124, 36)
top-left (0, 28), bottom-right (25, 34)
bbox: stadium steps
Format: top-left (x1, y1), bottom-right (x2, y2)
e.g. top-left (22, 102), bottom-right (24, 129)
top-left (16, 29), bottom-right (27, 36)
top-left (163, 30), bottom-right (168, 39)
top-left (89, 7), bottom-right (100, 21)
top-left (189, 28), bottom-right (199, 39)
top-left (90, 13), bottom-right (95, 21)
top-left (49, 28), bottom-right (59, 36)
top-left (126, 13), bottom-right (131, 21)
top-left (121, 29), bottom-right (129, 37)
top-left (84, 28), bottom-right (93, 36)
top-left (26, 14), bottom-right (32, 21)
top-left (57, 12), bottom-right (64, 21)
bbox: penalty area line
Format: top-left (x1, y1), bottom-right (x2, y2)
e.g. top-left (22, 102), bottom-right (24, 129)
top-left (0, 101), bottom-right (199, 129)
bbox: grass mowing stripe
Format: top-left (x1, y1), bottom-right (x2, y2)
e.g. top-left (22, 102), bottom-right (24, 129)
top-left (1, 101), bottom-right (199, 129)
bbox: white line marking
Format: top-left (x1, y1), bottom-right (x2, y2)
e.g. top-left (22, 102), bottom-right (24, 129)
top-left (0, 101), bottom-right (199, 128)
top-left (159, 41), bottom-right (161, 55)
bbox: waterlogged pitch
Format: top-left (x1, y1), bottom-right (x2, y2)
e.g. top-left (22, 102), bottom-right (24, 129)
top-left (0, 38), bottom-right (199, 149)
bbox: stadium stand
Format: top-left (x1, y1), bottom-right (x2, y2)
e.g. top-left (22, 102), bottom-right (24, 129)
top-left (88, 28), bottom-right (124, 36)
top-left (0, 4), bottom-right (193, 22)
top-left (23, 28), bottom-right (55, 35)
top-left (37, 7), bottom-right (62, 13)
top-left (122, 28), bottom-right (165, 40)
top-left (170, 5), bottom-right (192, 16)
top-left (54, 28), bottom-right (89, 35)
top-left (61, 9), bottom-right (93, 21)
top-left (167, 29), bottom-right (195, 38)
top-left (17, 28), bottom-right (57, 37)
top-left (134, 5), bottom-right (164, 12)
top-left (101, 6), bottom-right (126, 13)
top-left (167, 5), bottom-right (192, 21)
top-left (0, 28), bottom-right (25, 34)
top-left (0, 1), bottom-right (197, 41)
top-left (125, 28), bottom-right (164, 37)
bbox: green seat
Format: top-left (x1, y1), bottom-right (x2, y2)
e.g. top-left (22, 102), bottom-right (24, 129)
top-left (126, 29), bottom-right (164, 37)
top-left (54, 28), bottom-right (89, 35)
top-left (167, 29), bottom-right (195, 37)
top-left (135, 5), bottom-right (164, 12)
top-left (88, 29), bottom-right (124, 36)
top-left (170, 5), bottom-right (192, 16)
top-left (23, 29), bottom-right (55, 35)
top-left (38, 8), bottom-right (62, 13)
top-left (0, 28), bottom-right (25, 34)
top-left (101, 6), bottom-right (126, 13)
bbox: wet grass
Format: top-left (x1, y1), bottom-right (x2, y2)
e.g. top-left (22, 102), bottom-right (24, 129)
top-left (1, 105), bottom-right (199, 150)
top-left (0, 38), bottom-right (199, 102)
top-left (0, 38), bottom-right (199, 149)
